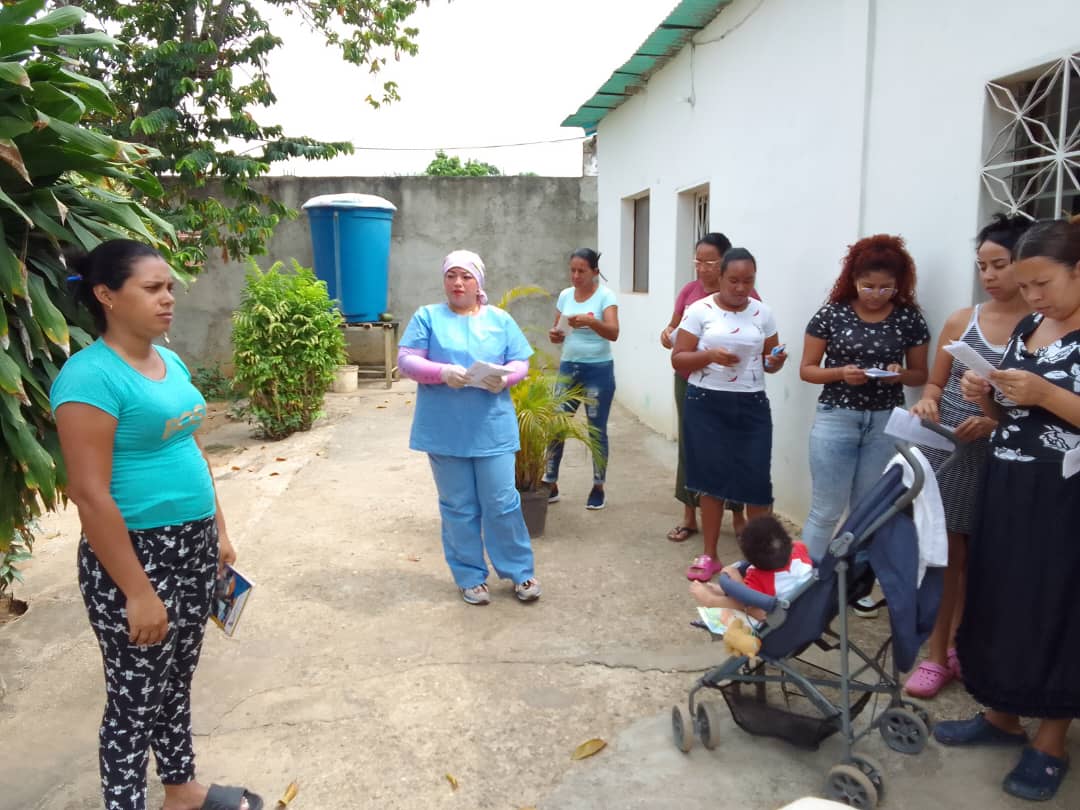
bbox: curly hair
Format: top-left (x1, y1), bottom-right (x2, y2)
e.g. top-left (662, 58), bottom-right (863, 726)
top-left (827, 234), bottom-right (918, 307)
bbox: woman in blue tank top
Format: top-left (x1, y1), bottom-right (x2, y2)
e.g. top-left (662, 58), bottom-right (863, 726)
top-left (51, 240), bottom-right (261, 810)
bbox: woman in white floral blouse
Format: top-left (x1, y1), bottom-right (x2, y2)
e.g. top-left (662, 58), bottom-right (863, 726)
top-left (935, 216), bottom-right (1080, 803)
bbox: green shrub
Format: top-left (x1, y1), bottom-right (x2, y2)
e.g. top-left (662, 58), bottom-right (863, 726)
top-left (232, 260), bottom-right (345, 439)
top-left (191, 364), bottom-right (236, 402)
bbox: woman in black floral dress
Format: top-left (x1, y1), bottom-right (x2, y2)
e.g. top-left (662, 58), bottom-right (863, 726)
top-left (935, 217), bottom-right (1080, 803)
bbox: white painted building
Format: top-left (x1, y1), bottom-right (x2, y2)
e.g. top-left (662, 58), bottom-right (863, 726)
top-left (562, 0), bottom-right (1080, 519)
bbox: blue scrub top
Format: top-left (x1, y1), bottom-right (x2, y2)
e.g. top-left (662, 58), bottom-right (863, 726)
top-left (400, 303), bottom-right (533, 457)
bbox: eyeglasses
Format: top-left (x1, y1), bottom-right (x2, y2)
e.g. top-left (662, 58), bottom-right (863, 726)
top-left (693, 259), bottom-right (722, 268)
top-left (857, 285), bottom-right (896, 296)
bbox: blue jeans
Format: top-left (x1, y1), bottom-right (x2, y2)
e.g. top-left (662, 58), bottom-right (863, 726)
top-left (543, 360), bottom-right (615, 486)
top-left (428, 453), bottom-right (535, 588)
top-left (802, 405), bottom-right (898, 561)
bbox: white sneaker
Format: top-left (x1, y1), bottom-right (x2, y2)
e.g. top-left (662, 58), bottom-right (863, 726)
top-left (515, 578), bottom-right (541, 602)
top-left (460, 583), bottom-right (490, 605)
top-left (853, 595), bottom-right (879, 618)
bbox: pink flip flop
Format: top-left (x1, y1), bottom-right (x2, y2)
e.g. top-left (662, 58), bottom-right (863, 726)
top-left (904, 660), bottom-right (953, 698)
top-left (686, 554), bottom-right (723, 582)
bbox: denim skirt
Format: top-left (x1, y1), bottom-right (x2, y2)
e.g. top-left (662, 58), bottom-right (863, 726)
top-left (682, 385), bottom-right (773, 506)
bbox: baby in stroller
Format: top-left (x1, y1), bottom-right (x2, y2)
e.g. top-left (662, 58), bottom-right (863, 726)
top-left (690, 516), bottom-right (814, 623)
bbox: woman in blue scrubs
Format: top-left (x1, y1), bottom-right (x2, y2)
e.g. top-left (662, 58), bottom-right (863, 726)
top-left (397, 250), bottom-right (540, 606)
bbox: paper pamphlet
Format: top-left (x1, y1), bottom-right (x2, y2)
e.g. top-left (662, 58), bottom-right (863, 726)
top-left (554, 314), bottom-right (571, 335)
top-left (211, 564), bottom-right (253, 637)
top-left (884, 407), bottom-right (956, 452)
top-left (697, 606), bottom-right (761, 635)
top-left (943, 341), bottom-right (999, 386)
top-left (464, 360), bottom-right (511, 389)
top-left (863, 367), bottom-right (900, 379)
top-left (1064, 447), bottom-right (1080, 480)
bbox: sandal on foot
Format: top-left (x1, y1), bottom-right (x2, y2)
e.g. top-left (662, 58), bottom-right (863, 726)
top-left (1003, 747), bottom-right (1070, 802)
top-left (933, 712), bottom-right (1028, 747)
top-left (904, 660), bottom-right (953, 698)
top-left (686, 554), bottom-right (723, 582)
top-left (947, 647), bottom-right (963, 682)
top-left (201, 784), bottom-right (264, 810)
top-left (667, 525), bottom-right (698, 543)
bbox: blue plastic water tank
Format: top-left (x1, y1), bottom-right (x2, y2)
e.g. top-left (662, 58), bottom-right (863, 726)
top-left (302, 193), bottom-right (397, 322)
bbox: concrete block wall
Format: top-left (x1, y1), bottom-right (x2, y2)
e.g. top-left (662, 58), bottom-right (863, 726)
top-left (170, 175), bottom-right (598, 370)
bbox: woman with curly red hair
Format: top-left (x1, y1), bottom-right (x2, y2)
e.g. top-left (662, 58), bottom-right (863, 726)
top-left (799, 235), bottom-right (931, 564)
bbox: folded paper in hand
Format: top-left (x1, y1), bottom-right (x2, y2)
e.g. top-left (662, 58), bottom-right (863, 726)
top-left (211, 564), bottom-right (253, 637)
top-left (465, 360), bottom-right (511, 389)
top-left (863, 367), bottom-right (900, 379)
top-left (943, 341), bottom-right (999, 386)
top-left (554, 313), bottom-right (571, 335)
top-left (884, 407), bottom-right (956, 452)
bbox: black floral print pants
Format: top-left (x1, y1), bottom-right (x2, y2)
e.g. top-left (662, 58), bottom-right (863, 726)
top-left (78, 516), bottom-right (218, 810)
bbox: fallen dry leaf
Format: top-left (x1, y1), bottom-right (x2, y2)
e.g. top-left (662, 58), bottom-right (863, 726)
top-left (269, 472), bottom-right (280, 477)
top-left (571, 738), bottom-right (607, 760)
top-left (445, 773), bottom-right (458, 791)
top-left (230, 466), bottom-right (241, 471)
top-left (275, 457), bottom-right (287, 462)
top-left (376, 405), bottom-right (387, 409)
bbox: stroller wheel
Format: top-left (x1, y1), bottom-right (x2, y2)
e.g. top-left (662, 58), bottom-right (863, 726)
top-left (899, 699), bottom-right (932, 730)
top-left (695, 700), bottom-right (723, 751)
top-left (879, 706), bottom-right (929, 754)
top-left (671, 704), bottom-right (694, 753)
top-left (848, 754), bottom-right (885, 800)
top-left (825, 764), bottom-right (879, 808)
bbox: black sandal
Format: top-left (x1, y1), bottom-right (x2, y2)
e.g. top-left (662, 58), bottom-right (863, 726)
top-left (666, 525), bottom-right (698, 542)
top-left (201, 784), bottom-right (264, 810)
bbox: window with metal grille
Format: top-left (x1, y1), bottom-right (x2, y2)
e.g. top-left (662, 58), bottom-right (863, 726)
top-left (633, 195), bottom-right (650, 292)
top-left (694, 191), bottom-right (710, 246)
top-left (981, 52), bottom-right (1080, 220)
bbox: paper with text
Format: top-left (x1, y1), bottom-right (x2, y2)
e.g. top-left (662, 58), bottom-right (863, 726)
top-left (943, 341), bottom-right (999, 386)
top-left (465, 360), bottom-right (511, 389)
top-left (884, 407), bottom-right (957, 452)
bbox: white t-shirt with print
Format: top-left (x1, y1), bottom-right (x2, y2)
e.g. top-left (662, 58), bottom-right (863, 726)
top-left (679, 296), bottom-right (777, 392)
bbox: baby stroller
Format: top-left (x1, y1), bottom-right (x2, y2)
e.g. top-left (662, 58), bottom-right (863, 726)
top-left (671, 424), bottom-right (955, 809)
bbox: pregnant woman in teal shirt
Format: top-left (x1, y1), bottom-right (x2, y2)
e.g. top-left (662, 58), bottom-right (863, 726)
top-left (52, 240), bottom-right (261, 810)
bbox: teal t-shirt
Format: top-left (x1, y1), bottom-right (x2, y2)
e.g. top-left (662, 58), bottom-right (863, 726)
top-left (557, 285), bottom-right (617, 363)
top-left (50, 340), bottom-right (215, 530)
top-left (400, 303), bottom-right (533, 457)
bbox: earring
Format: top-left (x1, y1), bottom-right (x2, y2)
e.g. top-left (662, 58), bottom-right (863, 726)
top-left (107, 302), bottom-right (114, 311)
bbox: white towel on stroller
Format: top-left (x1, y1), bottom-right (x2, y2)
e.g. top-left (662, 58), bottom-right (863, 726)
top-left (886, 447), bottom-right (948, 585)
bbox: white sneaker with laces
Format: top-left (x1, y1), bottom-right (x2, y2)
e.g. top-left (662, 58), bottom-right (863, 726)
top-left (460, 583), bottom-right (490, 605)
top-left (515, 578), bottom-right (541, 602)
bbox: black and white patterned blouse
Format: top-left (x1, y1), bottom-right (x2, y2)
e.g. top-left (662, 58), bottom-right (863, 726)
top-left (991, 313), bottom-right (1080, 463)
top-left (805, 302), bottom-right (931, 410)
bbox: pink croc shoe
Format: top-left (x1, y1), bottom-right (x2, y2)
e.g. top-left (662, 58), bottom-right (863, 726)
top-left (904, 660), bottom-right (953, 698)
top-left (686, 555), bottom-right (723, 582)
top-left (947, 647), bottom-right (963, 682)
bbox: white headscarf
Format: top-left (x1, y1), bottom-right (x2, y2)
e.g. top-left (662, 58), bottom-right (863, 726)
top-left (442, 249), bottom-right (488, 305)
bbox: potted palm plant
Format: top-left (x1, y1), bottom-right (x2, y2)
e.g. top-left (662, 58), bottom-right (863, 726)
top-left (511, 365), bottom-right (602, 536)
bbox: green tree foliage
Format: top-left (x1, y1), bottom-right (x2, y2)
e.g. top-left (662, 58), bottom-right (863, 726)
top-left (73, 0), bottom-right (430, 268)
top-left (424, 150), bottom-right (501, 177)
top-left (232, 259), bottom-right (345, 440)
top-left (0, 0), bottom-right (173, 595)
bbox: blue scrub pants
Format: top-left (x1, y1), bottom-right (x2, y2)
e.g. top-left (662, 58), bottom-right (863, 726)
top-left (428, 452), bottom-right (535, 588)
